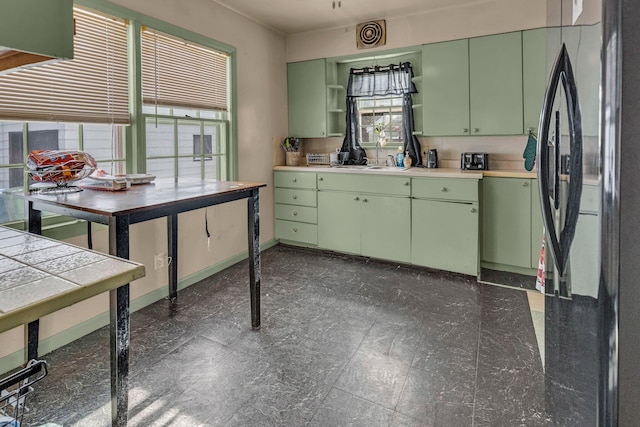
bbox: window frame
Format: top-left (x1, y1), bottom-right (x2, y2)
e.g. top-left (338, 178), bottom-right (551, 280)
top-left (0, 0), bottom-right (239, 236)
top-left (356, 94), bottom-right (405, 149)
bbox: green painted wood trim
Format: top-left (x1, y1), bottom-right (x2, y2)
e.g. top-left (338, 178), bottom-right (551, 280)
top-left (481, 261), bottom-right (537, 277)
top-left (75, 0), bottom-right (238, 178)
top-left (0, 238), bottom-right (278, 375)
top-left (127, 19), bottom-right (144, 174)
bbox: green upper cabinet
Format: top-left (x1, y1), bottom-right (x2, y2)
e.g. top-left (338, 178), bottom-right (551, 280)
top-left (287, 59), bottom-right (327, 138)
top-left (422, 39), bottom-right (470, 136)
top-left (469, 32), bottom-right (524, 135)
top-left (523, 29), bottom-right (548, 135)
top-left (0, 0), bottom-right (74, 71)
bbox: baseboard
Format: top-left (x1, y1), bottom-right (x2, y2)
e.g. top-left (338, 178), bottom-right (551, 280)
top-left (481, 261), bottom-right (537, 276)
top-left (0, 238), bottom-right (278, 376)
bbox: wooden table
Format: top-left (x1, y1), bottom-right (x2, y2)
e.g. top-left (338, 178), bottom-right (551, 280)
top-left (0, 226), bottom-right (145, 426)
top-left (20, 178), bottom-right (266, 426)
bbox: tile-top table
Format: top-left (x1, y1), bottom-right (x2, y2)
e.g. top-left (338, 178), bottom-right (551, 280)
top-left (0, 225), bottom-right (145, 427)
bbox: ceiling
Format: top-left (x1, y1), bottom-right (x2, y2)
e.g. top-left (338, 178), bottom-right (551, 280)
top-left (211, 0), bottom-right (489, 35)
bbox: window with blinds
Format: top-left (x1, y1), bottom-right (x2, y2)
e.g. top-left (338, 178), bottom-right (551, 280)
top-left (141, 28), bottom-right (228, 111)
top-left (0, 7), bottom-right (129, 124)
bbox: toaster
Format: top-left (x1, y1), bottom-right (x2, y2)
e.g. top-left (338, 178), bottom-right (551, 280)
top-left (461, 152), bottom-right (489, 170)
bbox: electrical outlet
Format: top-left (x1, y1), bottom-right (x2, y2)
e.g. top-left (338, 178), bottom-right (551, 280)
top-left (154, 253), bottom-right (166, 270)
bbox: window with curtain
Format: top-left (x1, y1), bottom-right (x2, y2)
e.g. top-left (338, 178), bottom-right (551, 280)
top-left (341, 62), bottom-right (422, 166)
top-left (0, 6), bottom-right (128, 224)
top-left (141, 28), bottom-right (230, 180)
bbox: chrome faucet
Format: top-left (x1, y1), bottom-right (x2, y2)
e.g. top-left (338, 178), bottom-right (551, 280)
top-left (387, 154), bottom-right (397, 167)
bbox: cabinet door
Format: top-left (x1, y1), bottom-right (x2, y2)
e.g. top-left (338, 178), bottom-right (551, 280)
top-left (412, 199), bottom-right (479, 275)
top-left (469, 32), bottom-right (523, 135)
top-left (530, 179), bottom-right (544, 268)
top-left (523, 29), bottom-right (547, 134)
top-left (482, 177), bottom-right (531, 268)
top-left (422, 39), bottom-right (470, 136)
top-left (361, 195), bottom-right (410, 263)
top-left (317, 191), bottom-right (360, 255)
top-left (288, 59), bottom-right (327, 138)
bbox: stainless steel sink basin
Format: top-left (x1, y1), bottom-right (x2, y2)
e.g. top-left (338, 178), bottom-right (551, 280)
top-left (332, 165), bottom-right (409, 171)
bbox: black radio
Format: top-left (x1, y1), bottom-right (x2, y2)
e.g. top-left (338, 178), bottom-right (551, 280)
top-left (461, 152), bottom-right (489, 170)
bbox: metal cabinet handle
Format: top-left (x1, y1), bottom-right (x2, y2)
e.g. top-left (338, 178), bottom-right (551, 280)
top-left (473, 128), bottom-right (479, 133)
top-left (522, 182), bottom-right (529, 187)
top-left (403, 181), bottom-right (409, 186)
top-left (354, 196), bottom-right (360, 201)
top-left (319, 177), bottom-right (324, 181)
top-left (362, 198), bottom-right (368, 203)
top-left (440, 187), bottom-right (447, 192)
top-left (292, 195), bottom-right (297, 200)
top-left (293, 178), bottom-right (297, 182)
top-left (470, 208), bottom-right (477, 213)
top-left (463, 128), bottom-right (469, 133)
top-left (292, 211), bottom-right (298, 216)
top-left (293, 228), bottom-right (298, 233)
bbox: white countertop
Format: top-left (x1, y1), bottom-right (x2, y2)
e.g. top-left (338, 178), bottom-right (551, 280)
top-left (0, 226), bottom-right (145, 333)
top-left (274, 165), bottom-right (484, 179)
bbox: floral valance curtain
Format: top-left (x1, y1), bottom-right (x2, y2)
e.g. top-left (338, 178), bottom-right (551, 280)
top-left (341, 62), bottom-right (422, 166)
top-left (347, 62), bottom-right (417, 97)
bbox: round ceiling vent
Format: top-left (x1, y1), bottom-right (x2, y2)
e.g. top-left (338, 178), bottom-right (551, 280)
top-left (356, 20), bottom-right (386, 49)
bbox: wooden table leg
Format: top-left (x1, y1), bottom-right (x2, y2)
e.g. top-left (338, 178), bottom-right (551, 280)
top-left (247, 189), bottom-right (261, 329)
top-left (167, 213), bottom-right (178, 301)
top-left (109, 215), bottom-right (130, 427)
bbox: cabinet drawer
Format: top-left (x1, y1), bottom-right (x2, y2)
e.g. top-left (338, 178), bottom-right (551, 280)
top-left (275, 188), bottom-right (317, 207)
top-left (275, 220), bottom-right (317, 245)
top-left (412, 178), bottom-right (478, 202)
top-left (318, 173), bottom-right (411, 196)
top-left (275, 204), bottom-right (317, 224)
top-left (274, 171), bottom-right (317, 189)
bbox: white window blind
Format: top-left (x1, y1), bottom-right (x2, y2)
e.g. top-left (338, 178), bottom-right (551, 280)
top-left (141, 28), bottom-right (228, 111)
top-left (0, 7), bottom-right (129, 124)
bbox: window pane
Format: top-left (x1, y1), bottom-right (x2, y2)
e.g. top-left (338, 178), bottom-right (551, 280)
top-left (0, 181), bottom-right (24, 223)
top-left (82, 124), bottom-right (125, 163)
top-left (27, 123), bottom-right (80, 152)
top-left (146, 119), bottom-right (175, 157)
top-left (178, 157), bottom-right (201, 179)
top-left (147, 158), bottom-right (175, 179)
top-left (177, 122), bottom-right (201, 156)
top-left (204, 158), bottom-right (218, 180)
top-left (173, 108), bottom-right (199, 118)
top-left (142, 105), bottom-right (172, 115)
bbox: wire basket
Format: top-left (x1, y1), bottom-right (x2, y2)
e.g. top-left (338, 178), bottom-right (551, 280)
top-left (306, 153), bottom-right (330, 166)
top-left (0, 360), bottom-right (48, 427)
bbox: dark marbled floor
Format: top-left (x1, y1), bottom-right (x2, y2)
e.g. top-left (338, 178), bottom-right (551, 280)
top-left (21, 244), bottom-right (544, 426)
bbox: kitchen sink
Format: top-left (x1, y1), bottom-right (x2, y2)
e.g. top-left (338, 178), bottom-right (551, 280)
top-left (333, 165), bottom-right (409, 171)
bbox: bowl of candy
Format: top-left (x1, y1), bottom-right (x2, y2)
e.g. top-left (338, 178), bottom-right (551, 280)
top-left (27, 150), bottom-right (97, 193)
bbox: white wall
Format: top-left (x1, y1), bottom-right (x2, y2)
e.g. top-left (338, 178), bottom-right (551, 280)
top-left (0, 0), bottom-right (287, 364)
top-left (286, 0), bottom-right (547, 62)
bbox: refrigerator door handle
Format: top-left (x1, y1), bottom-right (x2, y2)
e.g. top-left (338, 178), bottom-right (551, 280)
top-left (537, 43), bottom-right (584, 280)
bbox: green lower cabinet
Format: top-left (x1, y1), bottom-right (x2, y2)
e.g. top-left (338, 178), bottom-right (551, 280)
top-left (360, 195), bottom-right (410, 263)
top-left (411, 199), bottom-right (479, 275)
top-left (317, 191), bottom-right (410, 262)
top-left (482, 177), bottom-right (532, 269)
top-left (530, 179), bottom-right (544, 268)
top-left (317, 191), bottom-right (360, 255)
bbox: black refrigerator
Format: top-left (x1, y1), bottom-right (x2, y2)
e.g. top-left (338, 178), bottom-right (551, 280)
top-left (539, 0), bottom-right (640, 425)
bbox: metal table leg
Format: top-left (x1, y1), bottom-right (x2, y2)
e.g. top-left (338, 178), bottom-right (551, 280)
top-left (167, 213), bottom-right (178, 301)
top-left (247, 189), bottom-right (261, 329)
top-left (26, 201), bottom-right (42, 360)
top-left (109, 215), bottom-right (130, 427)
